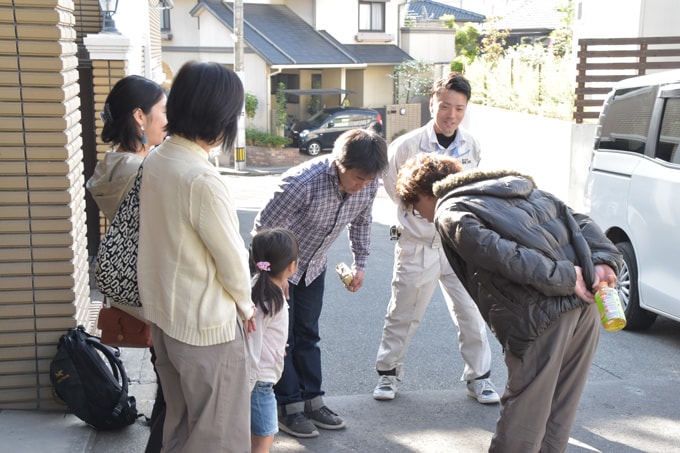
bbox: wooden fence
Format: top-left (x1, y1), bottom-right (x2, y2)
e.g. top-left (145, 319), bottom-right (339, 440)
top-left (573, 36), bottom-right (680, 123)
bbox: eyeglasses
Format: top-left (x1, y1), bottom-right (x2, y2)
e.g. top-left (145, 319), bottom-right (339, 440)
top-left (411, 206), bottom-right (424, 219)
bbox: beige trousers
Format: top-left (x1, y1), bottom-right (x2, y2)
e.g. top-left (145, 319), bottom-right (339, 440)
top-left (151, 323), bottom-right (251, 453)
top-left (376, 236), bottom-right (492, 381)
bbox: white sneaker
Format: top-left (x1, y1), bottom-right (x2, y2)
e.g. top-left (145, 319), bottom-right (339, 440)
top-left (466, 378), bottom-right (500, 404)
top-left (373, 375), bottom-right (398, 400)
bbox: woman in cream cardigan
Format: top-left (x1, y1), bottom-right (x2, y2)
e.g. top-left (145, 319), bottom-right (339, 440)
top-left (138, 62), bottom-right (256, 452)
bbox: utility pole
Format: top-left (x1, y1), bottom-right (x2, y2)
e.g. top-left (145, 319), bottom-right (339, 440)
top-left (234, 0), bottom-right (246, 171)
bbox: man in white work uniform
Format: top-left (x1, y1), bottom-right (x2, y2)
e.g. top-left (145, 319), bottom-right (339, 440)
top-left (373, 72), bottom-right (499, 404)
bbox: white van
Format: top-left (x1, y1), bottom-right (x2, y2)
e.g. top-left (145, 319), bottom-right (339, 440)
top-left (584, 69), bottom-right (680, 330)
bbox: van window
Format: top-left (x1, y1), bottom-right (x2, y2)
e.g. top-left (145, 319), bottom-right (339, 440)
top-left (598, 85), bottom-right (656, 154)
top-left (657, 98), bottom-right (680, 164)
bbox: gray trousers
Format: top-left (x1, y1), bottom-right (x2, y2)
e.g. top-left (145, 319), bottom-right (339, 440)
top-left (490, 303), bottom-right (600, 453)
top-left (151, 323), bottom-right (250, 453)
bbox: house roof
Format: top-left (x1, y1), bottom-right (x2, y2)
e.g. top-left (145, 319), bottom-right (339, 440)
top-left (493, 0), bottom-right (564, 31)
top-left (192, 1), bottom-right (412, 68)
top-left (407, 0), bottom-right (485, 23)
top-left (344, 44), bottom-right (413, 65)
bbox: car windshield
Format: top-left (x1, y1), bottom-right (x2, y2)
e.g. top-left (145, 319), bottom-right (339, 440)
top-left (306, 110), bottom-right (333, 127)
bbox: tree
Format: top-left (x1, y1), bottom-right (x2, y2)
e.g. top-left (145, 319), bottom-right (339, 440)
top-left (275, 82), bottom-right (287, 133)
top-left (550, 0), bottom-right (574, 58)
top-left (245, 92), bottom-right (258, 121)
top-left (479, 24), bottom-right (509, 68)
top-left (389, 60), bottom-right (433, 104)
top-left (455, 24), bottom-right (481, 65)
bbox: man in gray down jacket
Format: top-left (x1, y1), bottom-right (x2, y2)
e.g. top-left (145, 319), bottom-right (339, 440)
top-left (394, 153), bottom-right (623, 453)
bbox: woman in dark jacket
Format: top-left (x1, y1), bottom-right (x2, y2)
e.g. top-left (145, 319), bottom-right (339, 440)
top-left (395, 153), bottom-right (622, 453)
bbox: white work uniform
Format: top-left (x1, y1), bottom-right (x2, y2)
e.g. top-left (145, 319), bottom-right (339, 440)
top-left (375, 120), bottom-right (492, 381)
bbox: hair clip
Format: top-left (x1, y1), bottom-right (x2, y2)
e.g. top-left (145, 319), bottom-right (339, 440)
top-left (100, 102), bottom-right (113, 125)
top-left (256, 261), bottom-right (271, 272)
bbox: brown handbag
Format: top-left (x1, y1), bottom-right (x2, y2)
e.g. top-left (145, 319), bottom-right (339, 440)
top-left (97, 304), bottom-right (152, 348)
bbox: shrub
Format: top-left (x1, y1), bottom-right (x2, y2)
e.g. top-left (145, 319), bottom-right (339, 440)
top-left (245, 92), bottom-right (258, 120)
top-left (246, 129), bottom-right (290, 148)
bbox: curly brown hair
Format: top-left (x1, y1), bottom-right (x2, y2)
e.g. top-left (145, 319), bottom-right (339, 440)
top-left (395, 153), bottom-right (462, 206)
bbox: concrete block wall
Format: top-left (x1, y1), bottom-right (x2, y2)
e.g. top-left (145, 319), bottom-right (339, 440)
top-left (0, 0), bottom-right (91, 410)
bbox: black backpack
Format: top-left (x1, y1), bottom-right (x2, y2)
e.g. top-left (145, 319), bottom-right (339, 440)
top-left (50, 325), bottom-right (139, 430)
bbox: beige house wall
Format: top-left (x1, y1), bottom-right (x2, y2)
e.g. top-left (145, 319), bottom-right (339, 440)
top-left (0, 0), bottom-right (91, 410)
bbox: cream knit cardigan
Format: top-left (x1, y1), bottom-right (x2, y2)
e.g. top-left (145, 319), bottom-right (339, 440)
top-left (138, 135), bottom-right (254, 346)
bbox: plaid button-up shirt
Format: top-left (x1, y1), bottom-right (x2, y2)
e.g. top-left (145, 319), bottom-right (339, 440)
top-left (253, 156), bottom-right (378, 286)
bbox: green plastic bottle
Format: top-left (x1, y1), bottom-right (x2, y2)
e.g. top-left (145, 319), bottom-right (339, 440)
top-left (594, 281), bottom-right (627, 331)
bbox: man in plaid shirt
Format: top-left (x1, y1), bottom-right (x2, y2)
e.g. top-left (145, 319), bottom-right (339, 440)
top-left (253, 128), bottom-right (388, 438)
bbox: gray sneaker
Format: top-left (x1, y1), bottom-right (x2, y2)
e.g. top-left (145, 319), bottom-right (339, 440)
top-left (304, 396), bottom-right (346, 430)
top-left (466, 378), bottom-right (500, 404)
top-left (278, 404), bottom-right (319, 438)
top-left (372, 374), bottom-right (398, 400)
top-left (278, 411), bottom-right (319, 438)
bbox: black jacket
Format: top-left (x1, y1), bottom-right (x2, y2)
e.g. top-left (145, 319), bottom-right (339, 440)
top-left (433, 170), bottom-right (622, 357)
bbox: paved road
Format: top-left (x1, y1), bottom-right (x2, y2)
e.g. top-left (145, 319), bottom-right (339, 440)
top-left (226, 173), bottom-right (680, 452)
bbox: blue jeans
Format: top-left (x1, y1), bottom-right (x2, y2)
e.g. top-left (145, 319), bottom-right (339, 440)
top-left (274, 270), bottom-right (325, 406)
top-left (251, 381), bottom-right (278, 437)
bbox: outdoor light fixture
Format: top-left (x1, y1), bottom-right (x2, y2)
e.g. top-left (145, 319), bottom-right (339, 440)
top-left (150, 0), bottom-right (174, 9)
top-left (98, 0), bottom-right (120, 34)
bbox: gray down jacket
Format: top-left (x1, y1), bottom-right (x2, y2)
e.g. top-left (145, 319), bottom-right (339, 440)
top-left (433, 169), bottom-right (623, 357)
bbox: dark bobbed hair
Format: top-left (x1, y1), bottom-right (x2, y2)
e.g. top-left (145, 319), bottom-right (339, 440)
top-left (396, 153), bottom-right (462, 206)
top-left (432, 72), bottom-right (472, 101)
top-left (250, 228), bottom-right (299, 316)
top-left (101, 75), bottom-right (165, 152)
top-left (333, 128), bottom-right (388, 176)
top-left (166, 61), bottom-right (244, 152)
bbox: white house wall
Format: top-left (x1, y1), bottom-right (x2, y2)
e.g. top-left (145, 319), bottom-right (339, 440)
top-left (285, 0), bottom-right (314, 25)
top-left (639, 0), bottom-right (680, 36)
top-left (245, 57), bottom-right (271, 130)
top-left (401, 28), bottom-right (455, 63)
top-left (161, 0), bottom-right (201, 76)
top-left (314, 0), bottom-right (362, 43)
top-left (314, 0), bottom-right (400, 44)
top-left (574, 0), bottom-right (644, 39)
top-left (575, 0), bottom-right (680, 39)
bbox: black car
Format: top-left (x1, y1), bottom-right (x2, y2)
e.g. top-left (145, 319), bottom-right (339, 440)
top-left (289, 107), bottom-right (383, 156)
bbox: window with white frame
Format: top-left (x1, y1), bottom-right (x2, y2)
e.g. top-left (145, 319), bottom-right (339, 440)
top-left (359, 1), bottom-right (385, 32)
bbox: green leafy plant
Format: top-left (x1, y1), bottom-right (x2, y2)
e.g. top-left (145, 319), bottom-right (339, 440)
top-left (455, 24), bottom-right (481, 65)
top-left (275, 82), bottom-right (288, 131)
top-left (439, 14), bottom-right (456, 29)
top-left (246, 128), bottom-right (290, 147)
top-left (479, 23), bottom-right (509, 68)
top-left (450, 57), bottom-right (465, 74)
top-left (550, 0), bottom-right (574, 58)
top-left (391, 129), bottom-right (408, 141)
top-left (245, 92), bottom-right (258, 120)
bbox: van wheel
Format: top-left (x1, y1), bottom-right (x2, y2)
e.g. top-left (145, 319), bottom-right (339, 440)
top-left (306, 141), bottom-right (322, 156)
top-left (616, 241), bottom-right (657, 330)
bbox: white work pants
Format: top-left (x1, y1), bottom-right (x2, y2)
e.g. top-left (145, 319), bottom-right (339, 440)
top-left (375, 236), bottom-right (492, 381)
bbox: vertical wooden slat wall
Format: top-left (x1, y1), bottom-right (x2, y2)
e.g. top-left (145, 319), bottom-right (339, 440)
top-left (0, 0), bottom-right (91, 409)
